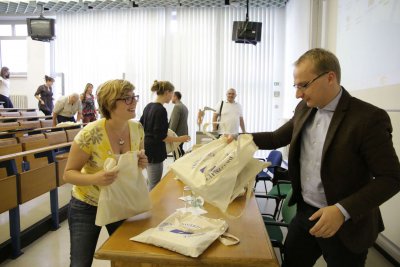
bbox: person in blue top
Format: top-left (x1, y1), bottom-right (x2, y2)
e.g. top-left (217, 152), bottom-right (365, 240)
top-left (140, 80), bottom-right (191, 190)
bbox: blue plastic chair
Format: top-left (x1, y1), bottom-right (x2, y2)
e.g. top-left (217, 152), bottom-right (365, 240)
top-left (254, 150), bottom-right (283, 196)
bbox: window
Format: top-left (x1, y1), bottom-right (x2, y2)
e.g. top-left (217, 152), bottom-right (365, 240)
top-left (0, 25), bottom-right (12, 36)
top-left (15, 24), bottom-right (28, 36)
top-left (0, 22), bottom-right (28, 73)
top-left (0, 40), bottom-right (27, 72)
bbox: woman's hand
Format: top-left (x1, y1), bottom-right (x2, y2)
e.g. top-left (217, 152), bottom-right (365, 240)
top-left (180, 135), bottom-right (191, 143)
top-left (138, 149), bottom-right (148, 169)
top-left (92, 169), bottom-right (118, 186)
top-left (40, 99), bottom-right (45, 105)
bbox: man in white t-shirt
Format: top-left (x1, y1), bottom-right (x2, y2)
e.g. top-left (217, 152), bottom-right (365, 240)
top-left (212, 88), bottom-right (246, 135)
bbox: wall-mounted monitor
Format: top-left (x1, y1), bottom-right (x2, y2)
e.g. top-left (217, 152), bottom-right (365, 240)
top-left (27, 18), bottom-right (55, 42)
top-left (232, 21), bottom-right (262, 45)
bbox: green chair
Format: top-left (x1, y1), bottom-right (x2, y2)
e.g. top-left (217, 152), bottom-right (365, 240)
top-left (263, 188), bottom-right (296, 262)
top-left (258, 166), bottom-right (292, 219)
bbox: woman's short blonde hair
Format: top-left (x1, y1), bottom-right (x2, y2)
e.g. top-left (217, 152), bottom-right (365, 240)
top-left (96, 79), bottom-right (135, 119)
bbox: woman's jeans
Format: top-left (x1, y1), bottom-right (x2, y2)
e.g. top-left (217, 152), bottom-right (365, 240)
top-left (68, 197), bottom-right (123, 267)
top-left (147, 162), bottom-right (163, 190)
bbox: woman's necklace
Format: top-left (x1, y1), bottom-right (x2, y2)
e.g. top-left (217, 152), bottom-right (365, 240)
top-left (118, 137), bottom-right (125, 146)
top-left (107, 122), bottom-right (127, 146)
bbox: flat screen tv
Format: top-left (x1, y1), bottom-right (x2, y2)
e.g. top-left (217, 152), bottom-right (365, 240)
top-left (27, 18), bottom-right (55, 42)
top-left (232, 21), bottom-right (262, 45)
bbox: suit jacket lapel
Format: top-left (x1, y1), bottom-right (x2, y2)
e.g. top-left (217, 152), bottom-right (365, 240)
top-left (292, 106), bottom-right (317, 144)
top-left (321, 88), bottom-right (351, 160)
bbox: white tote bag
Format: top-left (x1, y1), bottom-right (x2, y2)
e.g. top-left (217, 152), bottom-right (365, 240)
top-left (131, 211), bottom-right (239, 257)
top-left (165, 129), bottom-right (181, 155)
top-left (95, 151), bottom-right (152, 226)
top-left (169, 134), bottom-right (265, 214)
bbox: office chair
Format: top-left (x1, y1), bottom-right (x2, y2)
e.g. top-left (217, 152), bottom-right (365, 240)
top-left (254, 150), bottom-right (283, 196)
top-left (263, 188), bottom-right (296, 262)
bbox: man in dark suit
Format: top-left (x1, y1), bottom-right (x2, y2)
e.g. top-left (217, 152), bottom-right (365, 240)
top-left (251, 48), bottom-right (400, 266)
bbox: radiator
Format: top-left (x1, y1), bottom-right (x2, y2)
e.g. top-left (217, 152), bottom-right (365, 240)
top-left (10, 95), bottom-right (28, 108)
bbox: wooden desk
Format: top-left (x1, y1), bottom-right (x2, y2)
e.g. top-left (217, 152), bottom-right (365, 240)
top-left (95, 172), bottom-right (279, 267)
top-left (0, 115), bottom-right (52, 121)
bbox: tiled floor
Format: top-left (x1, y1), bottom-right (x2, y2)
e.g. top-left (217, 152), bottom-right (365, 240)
top-left (0, 158), bottom-right (396, 267)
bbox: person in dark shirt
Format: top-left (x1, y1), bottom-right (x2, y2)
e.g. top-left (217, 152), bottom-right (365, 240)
top-left (140, 80), bottom-right (190, 190)
top-left (34, 75), bottom-right (54, 115)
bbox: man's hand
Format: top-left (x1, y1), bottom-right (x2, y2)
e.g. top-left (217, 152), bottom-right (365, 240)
top-left (309, 205), bottom-right (345, 238)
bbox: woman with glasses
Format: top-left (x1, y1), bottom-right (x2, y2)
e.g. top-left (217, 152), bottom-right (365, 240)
top-left (63, 79), bottom-right (148, 267)
top-left (80, 83), bottom-right (97, 123)
top-left (140, 80), bottom-right (191, 190)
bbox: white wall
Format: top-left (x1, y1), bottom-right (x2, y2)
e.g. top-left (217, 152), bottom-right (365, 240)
top-left (10, 37), bottom-right (50, 110)
top-left (282, 0), bottom-right (312, 119)
top-left (323, 0), bottom-right (400, 260)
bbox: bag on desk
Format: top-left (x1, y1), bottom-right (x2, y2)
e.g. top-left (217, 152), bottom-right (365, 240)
top-left (131, 211), bottom-right (239, 257)
top-left (170, 134), bottom-right (266, 214)
top-left (95, 151), bottom-right (152, 226)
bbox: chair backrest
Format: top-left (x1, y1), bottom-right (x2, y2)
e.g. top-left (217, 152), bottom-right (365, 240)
top-left (281, 189), bottom-right (296, 224)
top-left (0, 112), bottom-right (20, 117)
top-left (22, 139), bottom-right (50, 169)
top-left (40, 119), bottom-right (53, 128)
top-left (267, 150), bottom-right (282, 173)
top-left (44, 131), bottom-right (67, 145)
top-left (66, 128), bottom-right (81, 142)
top-left (20, 111), bottom-right (38, 117)
top-left (18, 120), bottom-right (41, 130)
top-left (0, 137), bottom-right (18, 147)
top-left (17, 133), bottom-right (46, 144)
top-left (0, 143), bottom-right (23, 178)
top-left (0, 121), bottom-right (19, 132)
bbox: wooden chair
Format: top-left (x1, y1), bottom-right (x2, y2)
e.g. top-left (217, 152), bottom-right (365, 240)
top-left (0, 174), bottom-right (18, 214)
top-left (20, 111), bottom-right (38, 117)
top-left (0, 144), bottom-right (21, 214)
top-left (0, 143), bottom-right (23, 178)
top-left (0, 111), bottom-right (20, 117)
top-left (22, 139), bottom-right (50, 170)
top-left (45, 131), bottom-right (69, 186)
top-left (17, 133), bottom-right (46, 144)
top-left (18, 120), bottom-right (41, 130)
top-left (0, 137), bottom-right (18, 147)
top-left (18, 138), bottom-right (57, 204)
top-left (66, 128), bottom-right (81, 142)
top-left (44, 131), bottom-right (68, 145)
top-left (0, 121), bottom-right (20, 132)
top-left (40, 119), bottom-right (53, 128)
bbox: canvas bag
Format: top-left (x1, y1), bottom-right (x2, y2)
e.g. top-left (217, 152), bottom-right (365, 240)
top-left (95, 151), bottom-right (152, 226)
top-left (169, 134), bottom-right (265, 214)
top-left (131, 211), bottom-right (239, 257)
top-left (165, 129), bottom-right (181, 155)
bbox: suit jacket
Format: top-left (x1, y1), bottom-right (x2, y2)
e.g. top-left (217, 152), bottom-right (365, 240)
top-left (252, 88), bottom-right (400, 253)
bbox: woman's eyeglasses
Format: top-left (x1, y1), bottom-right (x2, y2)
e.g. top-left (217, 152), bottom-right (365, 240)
top-left (117, 95), bottom-right (139, 105)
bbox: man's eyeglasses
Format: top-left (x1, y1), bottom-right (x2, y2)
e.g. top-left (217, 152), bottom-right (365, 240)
top-left (117, 95), bottom-right (139, 105)
top-left (293, 71), bottom-right (329, 90)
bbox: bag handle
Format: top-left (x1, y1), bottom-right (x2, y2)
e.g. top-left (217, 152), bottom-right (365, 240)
top-left (216, 101), bottom-right (224, 130)
top-left (219, 232), bottom-right (240, 246)
top-left (202, 122), bottom-right (225, 140)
